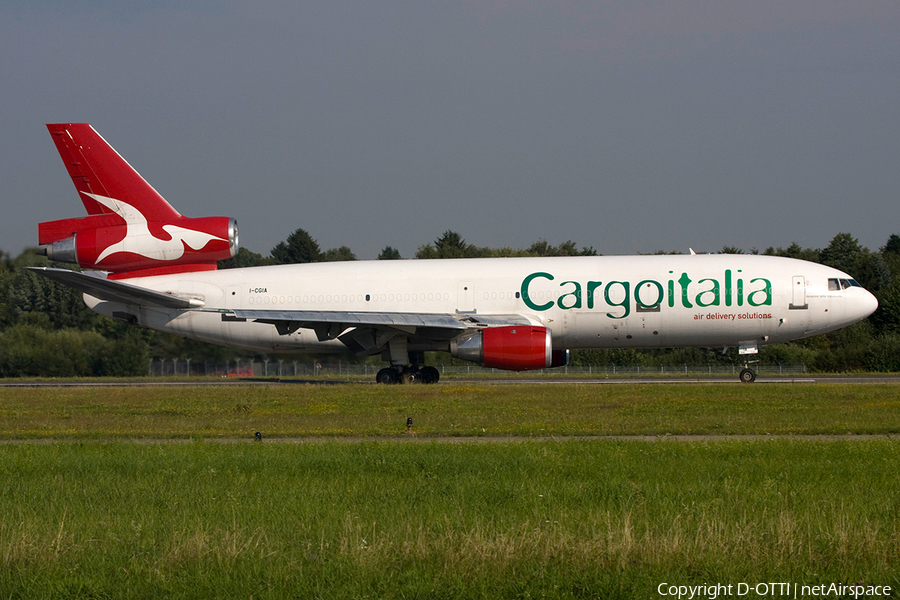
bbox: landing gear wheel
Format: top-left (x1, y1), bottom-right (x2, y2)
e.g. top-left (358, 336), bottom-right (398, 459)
top-left (420, 366), bottom-right (440, 384)
top-left (376, 365), bottom-right (439, 384)
top-left (376, 368), bottom-right (399, 385)
top-left (739, 368), bottom-right (757, 383)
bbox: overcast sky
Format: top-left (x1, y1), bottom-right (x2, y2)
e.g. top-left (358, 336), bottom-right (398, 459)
top-left (3, 1), bottom-right (898, 260)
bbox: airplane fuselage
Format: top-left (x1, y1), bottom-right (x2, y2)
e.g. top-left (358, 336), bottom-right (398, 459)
top-left (83, 254), bottom-right (876, 355)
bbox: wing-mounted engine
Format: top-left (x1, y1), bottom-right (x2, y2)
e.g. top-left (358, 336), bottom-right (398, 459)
top-left (38, 214), bottom-right (238, 275)
top-left (450, 325), bottom-right (569, 371)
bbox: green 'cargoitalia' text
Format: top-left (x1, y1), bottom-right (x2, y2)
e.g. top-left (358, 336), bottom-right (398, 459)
top-left (520, 270), bottom-right (772, 318)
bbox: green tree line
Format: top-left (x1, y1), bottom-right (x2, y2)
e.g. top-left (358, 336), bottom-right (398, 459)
top-left (1, 230), bottom-right (898, 376)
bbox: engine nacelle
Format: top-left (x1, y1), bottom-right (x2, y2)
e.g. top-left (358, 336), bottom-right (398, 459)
top-left (39, 215), bottom-right (238, 274)
top-left (451, 325), bottom-right (565, 371)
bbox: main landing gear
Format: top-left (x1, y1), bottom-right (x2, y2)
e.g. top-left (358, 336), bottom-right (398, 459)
top-left (376, 343), bottom-right (440, 384)
top-left (375, 365), bottom-right (440, 385)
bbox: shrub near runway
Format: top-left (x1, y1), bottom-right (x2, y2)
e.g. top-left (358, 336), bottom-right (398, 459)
top-left (0, 439), bottom-right (899, 598)
top-left (1, 382), bottom-right (900, 438)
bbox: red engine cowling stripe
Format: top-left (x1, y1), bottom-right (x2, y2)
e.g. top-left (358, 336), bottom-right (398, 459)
top-left (482, 326), bottom-right (552, 371)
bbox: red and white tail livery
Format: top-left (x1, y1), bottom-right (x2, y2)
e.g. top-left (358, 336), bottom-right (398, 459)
top-left (39, 124), bottom-right (237, 278)
top-left (33, 124), bottom-right (878, 383)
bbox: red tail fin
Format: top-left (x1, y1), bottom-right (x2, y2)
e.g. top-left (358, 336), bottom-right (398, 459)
top-left (46, 123), bottom-right (181, 221)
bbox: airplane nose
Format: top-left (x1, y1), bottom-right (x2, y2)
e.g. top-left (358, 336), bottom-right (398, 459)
top-left (858, 289), bottom-right (879, 320)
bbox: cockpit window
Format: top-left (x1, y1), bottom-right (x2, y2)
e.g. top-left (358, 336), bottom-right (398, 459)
top-left (828, 278), bottom-right (863, 291)
top-left (831, 278), bottom-right (863, 290)
top-left (828, 279), bottom-right (862, 292)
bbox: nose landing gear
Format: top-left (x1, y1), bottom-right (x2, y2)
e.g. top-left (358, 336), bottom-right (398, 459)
top-left (738, 343), bottom-right (759, 383)
top-left (739, 359), bottom-right (758, 383)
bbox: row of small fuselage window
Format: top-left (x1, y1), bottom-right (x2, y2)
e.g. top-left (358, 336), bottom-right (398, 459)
top-left (245, 281), bottom-right (855, 306)
top-left (245, 291), bottom-right (527, 305)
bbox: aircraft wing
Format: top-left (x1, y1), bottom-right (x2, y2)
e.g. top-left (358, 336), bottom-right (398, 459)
top-left (231, 308), bottom-right (469, 332)
top-left (230, 309), bottom-right (535, 354)
top-left (28, 267), bottom-right (204, 309)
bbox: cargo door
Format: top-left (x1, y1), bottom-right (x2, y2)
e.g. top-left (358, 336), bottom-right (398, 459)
top-left (457, 281), bottom-right (475, 314)
top-left (790, 276), bottom-right (808, 310)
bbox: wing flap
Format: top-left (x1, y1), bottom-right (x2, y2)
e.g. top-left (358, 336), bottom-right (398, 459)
top-left (460, 314), bottom-right (538, 326)
top-left (230, 309), bottom-right (469, 331)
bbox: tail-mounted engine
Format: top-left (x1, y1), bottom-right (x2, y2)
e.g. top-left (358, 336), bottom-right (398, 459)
top-left (450, 325), bottom-right (569, 371)
top-left (38, 215), bottom-right (238, 275)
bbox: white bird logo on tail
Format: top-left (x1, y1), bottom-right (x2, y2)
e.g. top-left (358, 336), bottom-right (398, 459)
top-left (83, 192), bottom-right (226, 263)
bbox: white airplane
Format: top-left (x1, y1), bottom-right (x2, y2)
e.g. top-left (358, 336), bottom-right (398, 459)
top-left (33, 124), bottom-right (878, 383)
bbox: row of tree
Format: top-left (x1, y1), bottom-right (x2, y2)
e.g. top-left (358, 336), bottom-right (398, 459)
top-left (1, 230), bottom-right (898, 376)
top-left (219, 229), bottom-right (598, 268)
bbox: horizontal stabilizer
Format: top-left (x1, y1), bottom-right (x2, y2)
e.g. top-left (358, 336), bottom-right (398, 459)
top-left (39, 214), bottom-right (123, 245)
top-left (28, 267), bottom-right (203, 309)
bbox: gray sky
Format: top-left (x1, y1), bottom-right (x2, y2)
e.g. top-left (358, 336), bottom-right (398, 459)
top-left (3, 1), bottom-right (898, 260)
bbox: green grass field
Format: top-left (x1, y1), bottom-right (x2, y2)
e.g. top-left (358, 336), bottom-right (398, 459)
top-left (1, 382), bottom-right (900, 438)
top-left (0, 383), bottom-right (898, 599)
